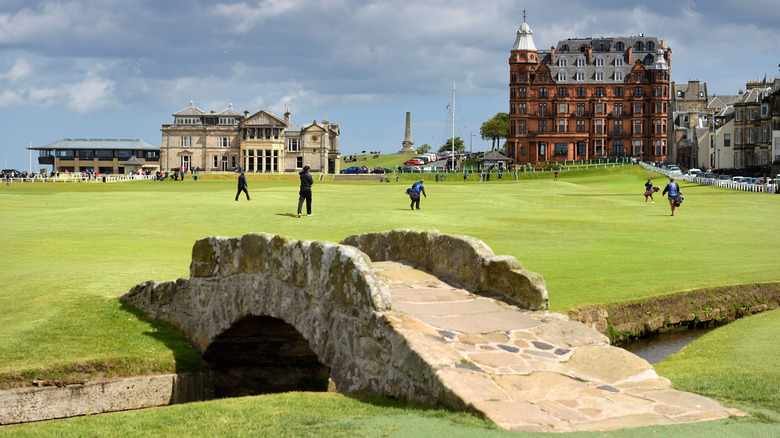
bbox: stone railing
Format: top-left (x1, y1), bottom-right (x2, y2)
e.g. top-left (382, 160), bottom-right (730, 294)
top-left (341, 229), bottom-right (548, 310)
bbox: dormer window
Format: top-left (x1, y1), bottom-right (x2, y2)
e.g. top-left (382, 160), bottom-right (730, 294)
top-left (558, 58), bottom-right (567, 67)
top-left (595, 57), bottom-right (604, 67)
top-left (635, 41), bottom-right (644, 51)
top-left (558, 71), bottom-right (567, 81)
top-left (576, 71), bottom-right (585, 81)
top-left (615, 58), bottom-right (623, 66)
top-left (597, 43), bottom-right (607, 52)
top-left (595, 71), bottom-right (604, 81)
top-left (647, 41), bottom-right (655, 51)
top-left (561, 44), bottom-right (569, 52)
top-left (576, 57), bottom-right (585, 67)
top-left (615, 42), bottom-right (625, 51)
top-left (614, 71), bottom-right (624, 81)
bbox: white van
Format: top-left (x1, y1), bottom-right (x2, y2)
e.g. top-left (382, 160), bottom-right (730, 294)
top-left (732, 176), bottom-right (750, 184)
top-left (684, 169), bottom-right (702, 177)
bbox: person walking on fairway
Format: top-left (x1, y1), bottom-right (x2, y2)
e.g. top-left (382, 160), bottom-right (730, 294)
top-left (644, 178), bottom-right (656, 203)
top-left (662, 176), bottom-right (681, 216)
top-left (554, 171), bottom-right (558, 181)
top-left (297, 165), bottom-right (314, 217)
top-left (235, 172), bottom-right (251, 201)
top-left (463, 171), bottom-right (467, 182)
top-left (409, 178), bottom-right (427, 210)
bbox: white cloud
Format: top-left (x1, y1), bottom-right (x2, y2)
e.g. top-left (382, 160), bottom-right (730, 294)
top-left (213, 0), bottom-right (306, 34)
top-left (0, 58), bottom-right (33, 82)
top-left (65, 77), bottom-right (116, 114)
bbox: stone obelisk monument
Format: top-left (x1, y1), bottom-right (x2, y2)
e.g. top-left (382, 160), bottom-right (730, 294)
top-left (398, 111), bottom-right (416, 154)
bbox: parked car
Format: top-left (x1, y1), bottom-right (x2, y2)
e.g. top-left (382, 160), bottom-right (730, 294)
top-left (669, 169), bottom-right (683, 178)
top-left (371, 167), bottom-right (393, 174)
top-left (340, 166), bottom-right (361, 174)
top-left (684, 169), bottom-right (702, 177)
top-left (404, 159), bottom-right (423, 165)
top-left (732, 176), bottom-right (750, 184)
top-left (702, 173), bottom-right (715, 179)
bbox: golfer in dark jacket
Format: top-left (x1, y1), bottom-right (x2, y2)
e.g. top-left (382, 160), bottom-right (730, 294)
top-left (297, 166), bottom-right (314, 217)
top-left (409, 178), bottom-right (427, 210)
top-left (235, 172), bottom-right (251, 201)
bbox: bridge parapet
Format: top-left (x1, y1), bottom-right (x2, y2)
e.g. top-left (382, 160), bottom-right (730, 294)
top-left (341, 229), bottom-right (548, 310)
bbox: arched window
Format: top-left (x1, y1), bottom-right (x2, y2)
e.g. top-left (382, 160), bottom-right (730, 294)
top-left (635, 41), bottom-right (644, 51)
top-left (615, 42), bottom-right (625, 51)
top-left (647, 41), bottom-right (655, 52)
top-left (597, 43), bottom-right (607, 52)
top-left (561, 44), bottom-right (569, 52)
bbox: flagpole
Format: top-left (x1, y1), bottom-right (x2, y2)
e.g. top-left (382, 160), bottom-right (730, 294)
top-left (451, 82), bottom-right (455, 170)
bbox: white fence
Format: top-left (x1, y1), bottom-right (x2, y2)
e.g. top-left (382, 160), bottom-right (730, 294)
top-left (2, 174), bottom-right (154, 184)
top-left (641, 162), bottom-right (778, 194)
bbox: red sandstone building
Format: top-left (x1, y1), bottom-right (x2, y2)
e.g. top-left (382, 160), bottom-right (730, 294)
top-left (506, 20), bottom-right (672, 165)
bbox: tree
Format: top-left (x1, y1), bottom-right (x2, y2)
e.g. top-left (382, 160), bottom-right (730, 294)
top-left (480, 112), bottom-right (509, 151)
top-left (417, 143), bottom-right (431, 154)
top-left (438, 136), bottom-right (465, 153)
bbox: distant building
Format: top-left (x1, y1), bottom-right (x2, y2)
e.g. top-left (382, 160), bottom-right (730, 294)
top-left (29, 139), bottom-right (160, 174)
top-left (160, 102), bottom-right (340, 174)
top-left (733, 79), bottom-right (780, 169)
top-left (506, 19), bottom-right (671, 165)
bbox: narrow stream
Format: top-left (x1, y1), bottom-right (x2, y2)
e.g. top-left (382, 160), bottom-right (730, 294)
top-left (617, 326), bottom-right (717, 364)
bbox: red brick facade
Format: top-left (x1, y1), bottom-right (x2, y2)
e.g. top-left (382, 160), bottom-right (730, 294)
top-left (506, 22), bottom-right (671, 165)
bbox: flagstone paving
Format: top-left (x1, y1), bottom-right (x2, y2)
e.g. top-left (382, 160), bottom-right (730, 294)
top-left (373, 260), bottom-right (746, 432)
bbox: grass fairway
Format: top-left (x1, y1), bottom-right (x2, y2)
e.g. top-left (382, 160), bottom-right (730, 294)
top-left (1, 165), bottom-right (779, 435)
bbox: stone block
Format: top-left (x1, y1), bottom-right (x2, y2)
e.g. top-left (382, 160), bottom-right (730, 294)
top-left (190, 237), bottom-right (221, 277)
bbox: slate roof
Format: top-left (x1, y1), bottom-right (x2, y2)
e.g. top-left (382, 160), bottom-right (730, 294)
top-left (121, 156), bottom-right (144, 165)
top-left (30, 139), bottom-right (159, 151)
top-left (477, 151), bottom-right (511, 161)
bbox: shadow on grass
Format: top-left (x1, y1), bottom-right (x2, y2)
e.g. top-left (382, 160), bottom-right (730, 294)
top-left (119, 302), bottom-right (205, 374)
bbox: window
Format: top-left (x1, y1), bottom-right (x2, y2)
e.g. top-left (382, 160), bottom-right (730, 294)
top-left (633, 140), bottom-right (643, 155)
top-left (539, 87), bottom-right (547, 97)
top-left (596, 57), bottom-right (604, 67)
top-left (558, 71), bottom-right (567, 81)
top-left (577, 87), bottom-right (585, 97)
top-left (539, 73), bottom-right (548, 82)
top-left (539, 120), bottom-right (548, 132)
top-left (557, 103), bottom-right (567, 114)
top-left (613, 140), bottom-right (624, 156)
top-left (654, 140), bottom-right (662, 155)
top-left (597, 43), bottom-right (606, 52)
top-left (596, 102), bottom-right (604, 114)
top-left (595, 87), bottom-right (605, 97)
top-left (595, 71), bottom-right (604, 81)
top-left (517, 120), bottom-right (526, 134)
top-left (538, 103), bottom-right (547, 116)
top-left (634, 87), bottom-right (642, 97)
top-left (635, 42), bottom-right (644, 51)
top-left (180, 137), bottom-right (191, 147)
top-left (595, 120), bottom-right (603, 134)
top-left (634, 120), bottom-right (642, 134)
top-left (614, 103), bottom-right (623, 116)
top-left (521, 146), bottom-right (526, 155)
top-left (176, 118), bottom-right (200, 125)
top-left (213, 156), bottom-right (219, 168)
top-left (633, 73), bottom-right (643, 82)
top-left (518, 73), bottom-right (527, 82)
top-left (615, 42), bottom-right (624, 51)
top-left (615, 58), bottom-right (623, 66)
top-left (296, 156), bottom-right (303, 168)
top-left (748, 128), bottom-right (755, 144)
top-left (614, 120), bottom-right (623, 135)
top-left (558, 87), bottom-right (567, 97)
top-left (220, 137), bottom-right (230, 147)
top-left (559, 58), bottom-right (567, 67)
top-left (749, 108), bottom-right (755, 121)
top-left (554, 143), bottom-right (568, 155)
top-left (595, 140), bottom-right (603, 155)
top-left (634, 102), bottom-right (643, 114)
top-left (518, 103), bottom-right (526, 114)
top-left (519, 87), bottom-right (527, 97)
top-left (735, 109), bottom-right (742, 121)
top-left (647, 42), bottom-right (654, 52)
top-left (576, 71), bottom-right (585, 81)
top-left (615, 87), bottom-right (623, 97)
top-left (561, 44), bottom-right (569, 52)
top-left (219, 117), bottom-right (235, 125)
top-left (288, 138), bottom-right (300, 152)
top-left (539, 142), bottom-right (546, 155)
top-left (576, 103), bottom-right (586, 116)
top-left (577, 141), bottom-right (586, 155)
top-left (724, 133), bottom-right (731, 147)
top-left (614, 70), bottom-right (623, 81)
top-left (557, 119), bottom-right (567, 133)
top-left (761, 105), bottom-right (769, 116)
top-left (576, 57), bottom-right (585, 67)
top-left (576, 120), bottom-right (586, 132)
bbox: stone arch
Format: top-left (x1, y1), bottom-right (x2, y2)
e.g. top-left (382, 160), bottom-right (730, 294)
top-left (202, 315), bottom-right (330, 397)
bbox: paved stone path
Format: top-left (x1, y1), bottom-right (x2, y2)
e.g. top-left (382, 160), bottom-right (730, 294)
top-left (373, 261), bottom-right (745, 432)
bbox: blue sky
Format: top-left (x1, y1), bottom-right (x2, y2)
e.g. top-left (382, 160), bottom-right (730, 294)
top-left (1, 0), bottom-right (778, 171)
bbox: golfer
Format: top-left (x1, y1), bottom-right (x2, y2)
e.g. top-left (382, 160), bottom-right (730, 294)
top-left (409, 178), bottom-right (427, 210)
top-left (662, 177), bottom-right (681, 216)
top-left (297, 165), bottom-right (314, 217)
top-left (235, 172), bottom-right (251, 201)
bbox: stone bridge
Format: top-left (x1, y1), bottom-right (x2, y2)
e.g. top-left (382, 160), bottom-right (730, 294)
top-left (121, 230), bottom-right (741, 432)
